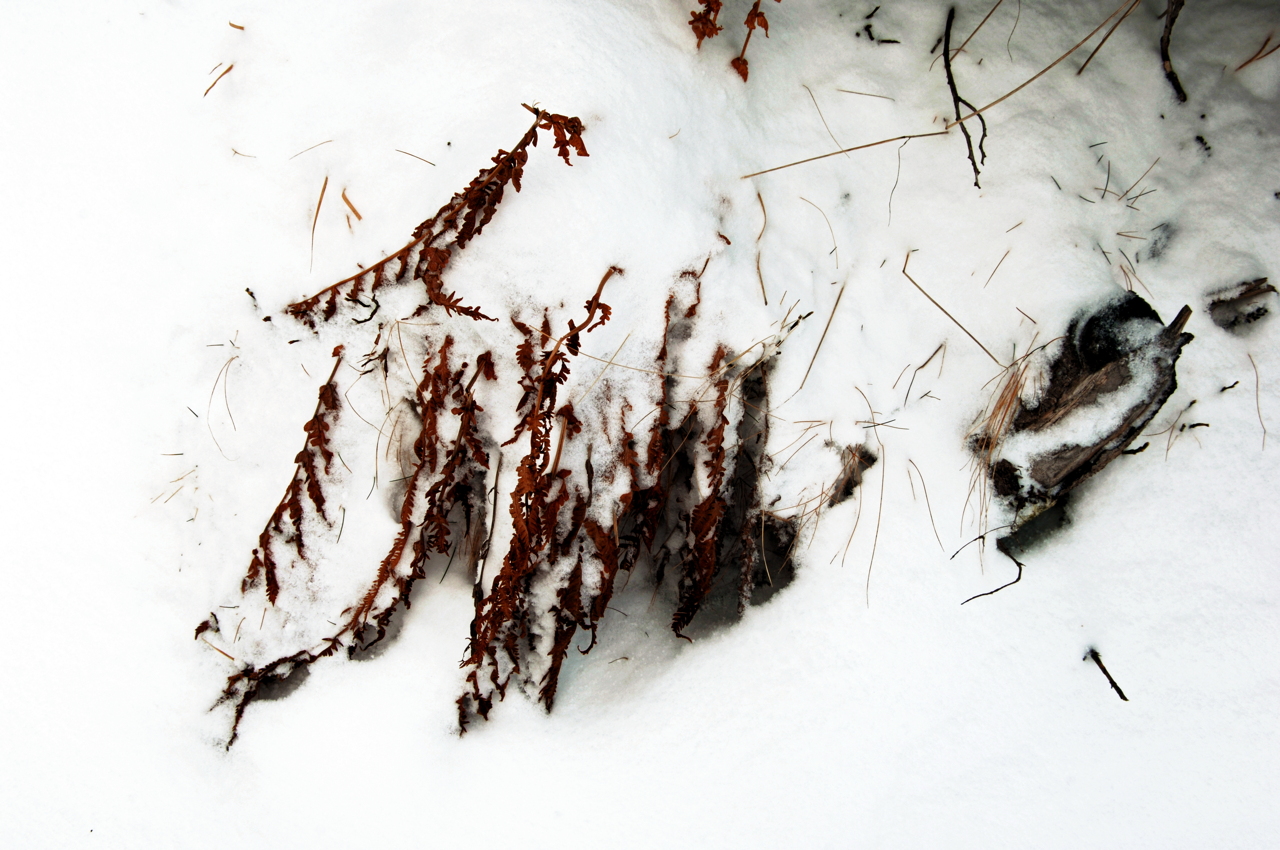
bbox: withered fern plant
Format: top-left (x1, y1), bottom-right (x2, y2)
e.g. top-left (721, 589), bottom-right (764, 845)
top-left (197, 104), bottom-right (821, 746)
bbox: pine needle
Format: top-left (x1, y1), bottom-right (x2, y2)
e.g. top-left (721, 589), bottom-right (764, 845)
top-left (1249, 353), bottom-right (1267, 450)
top-left (310, 176), bottom-right (328, 272)
top-left (983, 249), bottom-right (1011, 288)
top-left (908, 458), bottom-right (945, 551)
top-left (395, 149), bottom-right (436, 166)
top-left (797, 281), bottom-right (846, 392)
top-left (1077, 0), bottom-right (1140, 76)
top-left (948, 0), bottom-right (1134, 128)
top-left (837, 89), bottom-right (894, 100)
top-left (341, 188), bottom-right (363, 221)
top-left (742, 131), bottom-right (949, 179)
top-left (803, 84), bottom-right (849, 158)
top-left (290, 140), bottom-right (333, 160)
top-left (203, 64), bottom-right (234, 97)
top-left (1236, 33), bottom-right (1279, 72)
top-left (901, 252), bottom-right (1003, 367)
top-left (1118, 157), bottom-right (1160, 201)
top-left (799, 196), bottom-right (838, 267)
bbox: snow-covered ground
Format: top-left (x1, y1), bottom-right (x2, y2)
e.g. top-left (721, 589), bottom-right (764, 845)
top-left (3, 1), bottom-right (1279, 846)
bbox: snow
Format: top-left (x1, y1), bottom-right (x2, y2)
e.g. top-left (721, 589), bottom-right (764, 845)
top-left (3, 0), bottom-right (1279, 846)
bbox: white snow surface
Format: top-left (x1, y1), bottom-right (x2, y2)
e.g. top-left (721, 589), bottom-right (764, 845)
top-left (3, 0), bottom-right (1280, 846)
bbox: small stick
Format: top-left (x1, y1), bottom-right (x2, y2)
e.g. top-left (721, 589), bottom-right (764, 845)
top-left (203, 64), bottom-right (234, 97)
top-left (961, 554), bottom-right (1022, 604)
top-left (229, 21), bottom-right (245, 30)
top-left (943, 7), bottom-right (986, 188)
top-left (797, 282), bottom-right (846, 392)
top-left (1249, 353), bottom-right (1267, 449)
top-left (902, 253), bottom-right (1003, 367)
top-left (1016, 307), bottom-right (1037, 324)
top-left (742, 131), bottom-right (949, 179)
top-left (1160, 0), bottom-right (1187, 102)
top-left (948, 0), bottom-right (1134, 128)
top-left (756, 192), bottom-right (767, 241)
top-left (395, 149), bottom-right (436, 166)
top-left (1086, 648), bottom-right (1129, 701)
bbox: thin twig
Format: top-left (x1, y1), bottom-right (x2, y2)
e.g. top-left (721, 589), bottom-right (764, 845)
top-left (1160, 0), bottom-right (1188, 102)
top-left (943, 7), bottom-right (985, 188)
top-left (1086, 648), bottom-right (1129, 701)
top-left (961, 554), bottom-right (1022, 604)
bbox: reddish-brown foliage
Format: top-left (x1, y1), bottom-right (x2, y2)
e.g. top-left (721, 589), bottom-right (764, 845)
top-left (689, 0), bottom-right (724, 48)
top-left (732, 0), bottom-right (782, 82)
top-left (285, 105), bottom-right (588, 330)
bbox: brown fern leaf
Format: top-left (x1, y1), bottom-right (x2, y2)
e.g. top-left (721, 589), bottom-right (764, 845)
top-left (672, 346), bottom-right (731, 636)
top-left (285, 105), bottom-right (587, 329)
top-left (459, 268), bottom-right (620, 730)
top-left (240, 347), bottom-right (345, 605)
top-left (213, 336), bottom-right (497, 744)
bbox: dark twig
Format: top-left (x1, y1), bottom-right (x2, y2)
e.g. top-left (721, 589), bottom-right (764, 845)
top-left (960, 552), bottom-right (1022, 604)
top-left (1085, 648), bottom-right (1129, 701)
top-left (943, 7), bottom-right (986, 188)
top-left (1160, 0), bottom-right (1187, 103)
